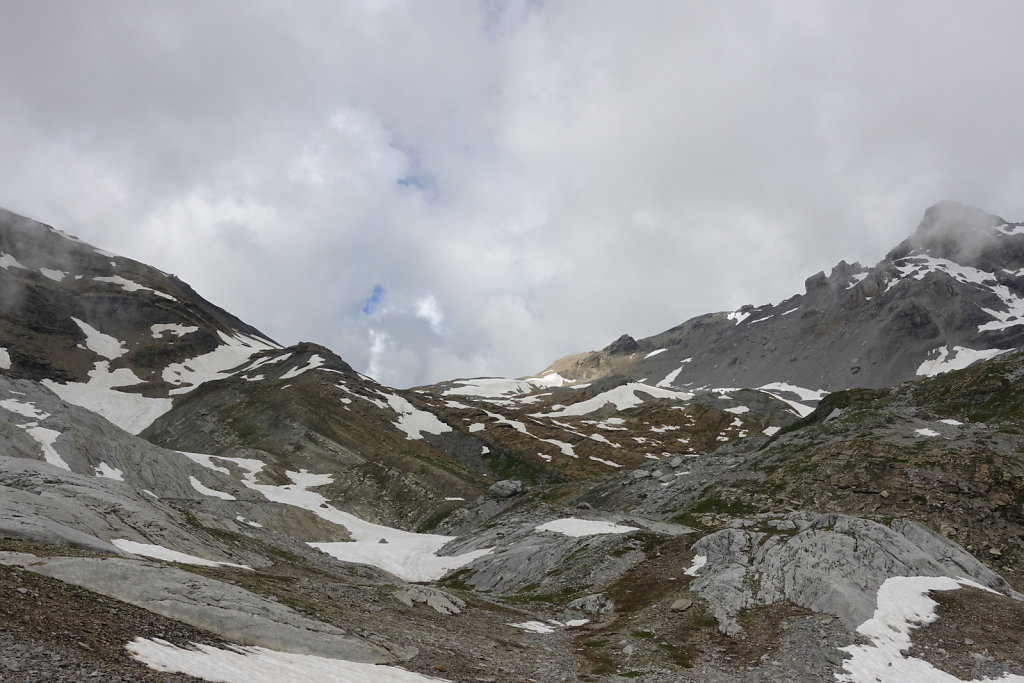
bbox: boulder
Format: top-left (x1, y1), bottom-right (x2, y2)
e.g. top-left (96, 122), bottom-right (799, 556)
top-left (487, 479), bottom-right (523, 499)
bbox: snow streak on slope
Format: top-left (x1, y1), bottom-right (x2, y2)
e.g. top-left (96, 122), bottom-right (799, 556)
top-left (892, 255), bottom-right (1024, 333)
top-left (189, 456), bottom-right (491, 582)
top-left (189, 476), bottom-right (236, 500)
top-left (838, 577), bottom-right (1022, 683)
top-left (151, 323), bottom-right (199, 339)
top-left (163, 331), bottom-right (279, 395)
top-left (0, 252), bottom-right (26, 269)
top-left (534, 519), bottom-right (639, 537)
top-left (383, 393), bottom-right (452, 440)
top-left (72, 317), bottom-right (127, 360)
top-left (111, 540), bottom-right (251, 569)
top-left (280, 354), bottom-right (325, 379)
top-left (443, 372), bottom-right (568, 399)
top-left (127, 638), bottom-right (446, 683)
top-left (916, 346), bottom-right (1008, 377)
top-left (533, 383), bottom-right (693, 418)
top-left (93, 275), bottom-right (177, 301)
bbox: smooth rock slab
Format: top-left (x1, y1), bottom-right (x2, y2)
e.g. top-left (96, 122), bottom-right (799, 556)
top-left (688, 512), bottom-right (1020, 636)
top-left (6, 554), bottom-right (402, 663)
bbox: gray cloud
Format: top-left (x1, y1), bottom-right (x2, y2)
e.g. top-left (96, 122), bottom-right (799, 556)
top-left (1, 0), bottom-right (1023, 387)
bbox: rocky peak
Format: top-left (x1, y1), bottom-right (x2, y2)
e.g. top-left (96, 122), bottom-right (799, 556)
top-left (603, 334), bottom-right (639, 356)
top-left (888, 200), bottom-right (1009, 266)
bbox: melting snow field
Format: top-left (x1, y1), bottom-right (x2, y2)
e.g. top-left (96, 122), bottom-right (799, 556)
top-left (837, 577), bottom-right (1023, 683)
top-left (93, 275), bottom-right (176, 301)
top-left (916, 346), bottom-right (1008, 377)
top-left (443, 372), bottom-right (569, 398)
top-left (534, 518), bottom-right (639, 537)
top-left (94, 462), bottom-right (125, 481)
top-left (534, 383), bottom-right (693, 417)
top-left (72, 317), bottom-right (127, 360)
top-left (187, 456), bottom-right (491, 582)
top-left (384, 393), bottom-right (452, 440)
top-left (126, 638), bottom-right (446, 682)
top-left (163, 331), bottom-right (279, 395)
top-left (0, 345), bottom-right (10, 369)
top-left (111, 539), bottom-right (251, 570)
top-left (189, 475), bottom-right (236, 500)
top-left (915, 428), bottom-right (941, 438)
top-left (151, 323), bottom-right (200, 339)
top-left (42, 361), bottom-right (173, 435)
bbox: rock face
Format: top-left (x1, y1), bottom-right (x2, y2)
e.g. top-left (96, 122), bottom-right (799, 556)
top-left (688, 512), bottom-right (1021, 635)
top-left (0, 553), bottom-right (400, 663)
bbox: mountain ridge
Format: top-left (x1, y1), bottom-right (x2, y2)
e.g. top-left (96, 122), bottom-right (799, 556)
top-left (3, 201), bottom-right (1024, 681)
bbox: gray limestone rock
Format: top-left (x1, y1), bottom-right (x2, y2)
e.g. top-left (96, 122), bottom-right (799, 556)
top-left (8, 554), bottom-right (402, 663)
top-left (486, 479), bottom-right (523, 498)
top-left (688, 512), bottom-right (1020, 636)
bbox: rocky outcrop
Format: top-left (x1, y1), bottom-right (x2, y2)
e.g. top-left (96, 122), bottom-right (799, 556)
top-left (0, 552), bottom-right (403, 663)
top-left (688, 512), bottom-right (1020, 635)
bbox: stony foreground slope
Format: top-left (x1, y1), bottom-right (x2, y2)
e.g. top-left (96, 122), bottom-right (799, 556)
top-left (2, 205), bottom-right (1024, 681)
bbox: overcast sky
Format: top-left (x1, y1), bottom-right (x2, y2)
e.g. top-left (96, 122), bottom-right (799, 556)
top-left (2, 1), bottom-right (1023, 388)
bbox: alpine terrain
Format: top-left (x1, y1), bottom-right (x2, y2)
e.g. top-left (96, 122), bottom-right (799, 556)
top-left (2, 200), bottom-right (1024, 682)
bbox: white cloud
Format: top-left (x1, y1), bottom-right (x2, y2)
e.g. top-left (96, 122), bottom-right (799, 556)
top-left (1, 1), bottom-right (1023, 387)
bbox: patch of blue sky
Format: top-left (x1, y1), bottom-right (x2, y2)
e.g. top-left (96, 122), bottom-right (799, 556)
top-left (362, 285), bottom-right (385, 315)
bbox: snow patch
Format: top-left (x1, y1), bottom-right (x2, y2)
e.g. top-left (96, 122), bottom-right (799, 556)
top-left (837, 577), bottom-right (1017, 683)
top-left (163, 332), bottom-right (279, 394)
top-left (191, 457), bottom-right (490, 582)
top-left (916, 345), bottom-right (1007, 377)
top-left (189, 476), bottom-right (236, 500)
top-left (111, 540), bottom-right (250, 569)
top-left (727, 309), bottom-right (751, 324)
top-left (39, 267), bottom-right (66, 281)
top-left (383, 393), bottom-right (451, 440)
top-left (22, 425), bottom-right (70, 470)
top-left (72, 317), bottom-right (127, 360)
top-left (0, 252), bottom-right (27, 269)
top-left (42, 361), bottom-right (172, 434)
top-left (94, 462), bottom-right (124, 481)
top-left (758, 382), bottom-right (827, 402)
top-left (0, 398), bottom-right (50, 420)
top-left (0, 345), bottom-right (9, 370)
top-left (127, 638), bottom-right (444, 682)
top-left (644, 348), bottom-right (667, 359)
top-left (725, 406), bottom-right (750, 414)
top-left (763, 426), bottom-right (781, 437)
top-left (534, 383), bottom-right (692, 417)
top-left (534, 518), bottom-right (638, 537)
top-left (280, 354), bottom-right (325, 379)
top-left (94, 276), bottom-right (177, 301)
top-left (127, 638), bottom-right (444, 683)
top-left (508, 621), bottom-right (556, 634)
top-left (915, 428), bottom-right (940, 438)
top-left (151, 323), bottom-right (199, 339)
top-left (444, 373), bottom-right (568, 398)
top-left (684, 555), bottom-right (707, 577)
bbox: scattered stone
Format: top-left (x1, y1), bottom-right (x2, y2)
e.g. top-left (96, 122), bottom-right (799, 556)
top-left (670, 598), bottom-right (693, 612)
top-left (486, 480), bottom-right (523, 499)
top-left (576, 502), bottom-right (593, 510)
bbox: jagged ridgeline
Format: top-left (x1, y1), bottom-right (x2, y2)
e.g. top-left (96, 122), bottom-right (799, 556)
top-left (1, 203), bottom-right (1023, 681)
